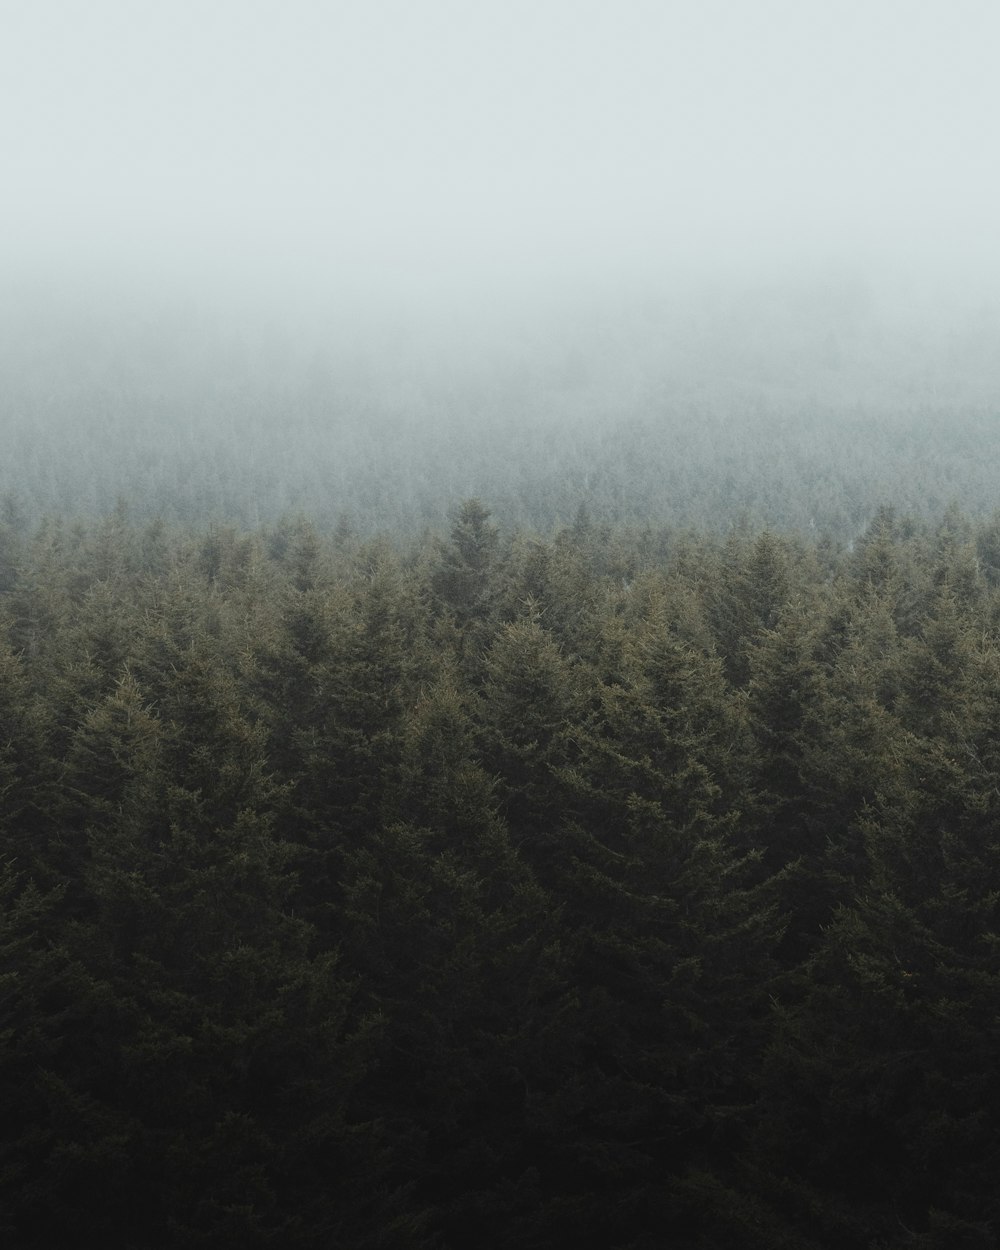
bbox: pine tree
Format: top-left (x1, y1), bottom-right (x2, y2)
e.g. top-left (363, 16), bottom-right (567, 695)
top-left (477, 596), bottom-right (785, 1246)
top-left (709, 530), bottom-right (793, 687)
top-left (431, 499), bottom-right (503, 673)
top-left (756, 663), bottom-right (1000, 1246)
top-left (337, 667), bottom-right (576, 1245)
top-left (477, 609), bottom-right (581, 856)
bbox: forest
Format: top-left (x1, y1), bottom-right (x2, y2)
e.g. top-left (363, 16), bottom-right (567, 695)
top-left (2, 495), bottom-right (999, 1247)
top-left (4, 277), bottom-right (1000, 538)
top-left (7, 0), bottom-right (1000, 1241)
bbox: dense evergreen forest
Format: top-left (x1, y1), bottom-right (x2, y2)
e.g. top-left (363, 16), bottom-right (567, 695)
top-left (3, 497), bottom-right (1000, 1247)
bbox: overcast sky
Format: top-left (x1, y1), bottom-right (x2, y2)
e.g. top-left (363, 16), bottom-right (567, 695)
top-left (3, 0), bottom-right (999, 306)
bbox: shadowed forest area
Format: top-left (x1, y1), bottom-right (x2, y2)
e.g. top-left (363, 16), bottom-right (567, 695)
top-left (3, 497), bottom-right (1000, 1247)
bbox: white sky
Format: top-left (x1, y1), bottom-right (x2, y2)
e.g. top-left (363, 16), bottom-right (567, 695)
top-left (3, 0), bottom-right (999, 301)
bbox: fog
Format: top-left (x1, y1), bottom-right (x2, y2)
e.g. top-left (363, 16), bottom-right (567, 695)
top-left (3, 0), bottom-right (1000, 533)
top-left (7, 0), bottom-right (999, 291)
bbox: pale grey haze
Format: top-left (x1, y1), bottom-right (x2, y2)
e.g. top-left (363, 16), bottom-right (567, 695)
top-left (2, 0), bottom-right (1000, 535)
top-left (4, 0), bottom-right (998, 298)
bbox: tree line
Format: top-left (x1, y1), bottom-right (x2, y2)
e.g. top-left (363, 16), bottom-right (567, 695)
top-left (2, 500), bottom-right (999, 1247)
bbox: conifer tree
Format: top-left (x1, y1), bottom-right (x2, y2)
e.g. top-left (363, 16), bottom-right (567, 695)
top-left (745, 605), bottom-right (825, 871)
top-left (478, 598), bottom-right (785, 1246)
top-left (477, 609), bottom-right (581, 853)
top-left (431, 499), bottom-right (503, 673)
top-left (709, 530), bottom-right (793, 687)
top-left (335, 663), bottom-right (577, 1245)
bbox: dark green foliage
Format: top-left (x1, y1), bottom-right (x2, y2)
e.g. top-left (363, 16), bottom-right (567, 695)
top-left (2, 503), bottom-right (999, 1247)
top-left (432, 499), bottom-right (501, 624)
top-left (708, 529), bottom-right (794, 687)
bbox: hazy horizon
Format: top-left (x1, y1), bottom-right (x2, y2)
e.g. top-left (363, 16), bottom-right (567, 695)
top-left (4, 0), bottom-right (1000, 536)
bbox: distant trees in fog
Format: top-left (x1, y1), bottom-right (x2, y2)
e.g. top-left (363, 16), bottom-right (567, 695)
top-left (3, 289), bottom-right (999, 538)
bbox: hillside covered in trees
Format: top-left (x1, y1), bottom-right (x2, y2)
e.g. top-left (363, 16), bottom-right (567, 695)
top-left (3, 500), bottom-right (1000, 1247)
top-left (4, 276), bottom-right (1000, 537)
